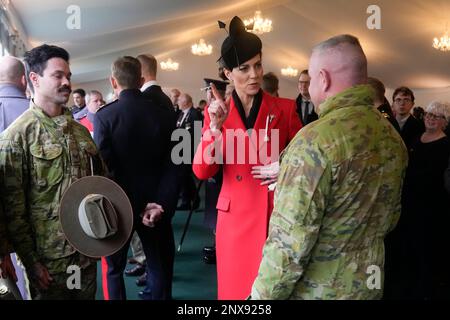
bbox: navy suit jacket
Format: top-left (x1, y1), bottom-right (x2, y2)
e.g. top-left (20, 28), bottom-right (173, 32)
top-left (142, 85), bottom-right (173, 113)
top-left (177, 107), bottom-right (203, 161)
top-left (94, 89), bottom-right (179, 220)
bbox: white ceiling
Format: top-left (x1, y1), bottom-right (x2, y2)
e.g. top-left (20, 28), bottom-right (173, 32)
top-left (8, 0), bottom-right (450, 96)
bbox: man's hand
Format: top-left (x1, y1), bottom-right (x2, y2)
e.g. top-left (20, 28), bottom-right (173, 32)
top-left (0, 254), bottom-right (17, 282)
top-left (251, 161), bottom-right (280, 186)
top-left (207, 83), bottom-right (229, 132)
top-left (30, 262), bottom-right (53, 290)
top-left (141, 203), bottom-right (164, 228)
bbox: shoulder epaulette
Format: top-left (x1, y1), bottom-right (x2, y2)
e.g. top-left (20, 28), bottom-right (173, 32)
top-left (97, 99), bottom-right (118, 112)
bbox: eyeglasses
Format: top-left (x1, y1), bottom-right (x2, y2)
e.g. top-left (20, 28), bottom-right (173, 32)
top-left (394, 98), bottom-right (412, 104)
top-left (424, 112), bottom-right (446, 120)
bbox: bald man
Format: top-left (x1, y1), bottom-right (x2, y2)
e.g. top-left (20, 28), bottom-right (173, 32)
top-left (0, 56), bottom-right (29, 132)
top-left (0, 56), bottom-right (29, 300)
top-left (251, 35), bottom-right (407, 300)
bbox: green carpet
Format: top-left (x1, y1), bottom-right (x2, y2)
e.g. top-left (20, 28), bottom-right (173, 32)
top-left (96, 201), bottom-right (218, 300)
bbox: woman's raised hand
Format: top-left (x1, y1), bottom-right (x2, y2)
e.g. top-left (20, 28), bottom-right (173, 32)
top-left (207, 83), bottom-right (229, 132)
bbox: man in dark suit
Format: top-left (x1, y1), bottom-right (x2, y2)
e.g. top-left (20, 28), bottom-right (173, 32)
top-left (94, 56), bottom-right (179, 300)
top-left (122, 54), bottom-right (177, 283)
top-left (392, 86), bottom-right (425, 151)
top-left (367, 77), bottom-right (400, 132)
top-left (176, 93), bottom-right (202, 210)
top-left (295, 69), bottom-right (318, 126)
top-left (137, 54), bottom-right (174, 114)
top-left (169, 88), bottom-right (181, 115)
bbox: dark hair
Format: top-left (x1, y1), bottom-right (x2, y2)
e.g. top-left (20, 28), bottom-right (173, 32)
top-left (218, 52), bottom-right (262, 72)
top-left (73, 88), bottom-right (86, 97)
top-left (393, 86), bottom-right (415, 103)
top-left (23, 44), bottom-right (70, 76)
top-left (262, 72), bottom-right (279, 96)
top-left (299, 69), bottom-right (309, 77)
top-left (111, 56), bottom-right (142, 89)
top-left (218, 66), bottom-right (227, 81)
top-left (412, 106), bottom-right (424, 121)
top-left (367, 77), bottom-right (385, 102)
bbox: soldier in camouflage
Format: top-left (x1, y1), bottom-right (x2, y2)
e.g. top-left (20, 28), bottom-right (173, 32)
top-left (0, 44), bottom-right (104, 300)
top-left (251, 35), bottom-right (408, 300)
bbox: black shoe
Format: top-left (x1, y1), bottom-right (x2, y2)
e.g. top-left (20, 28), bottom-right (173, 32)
top-left (203, 246), bottom-right (215, 255)
top-left (138, 290), bottom-right (152, 300)
top-left (203, 246), bottom-right (216, 264)
top-left (125, 264), bottom-right (145, 277)
top-left (136, 273), bottom-right (147, 287)
top-left (203, 253), bottom-right (216, 264)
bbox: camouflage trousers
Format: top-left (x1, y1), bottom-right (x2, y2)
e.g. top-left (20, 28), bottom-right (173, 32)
top-left (32, 263), bottom-right (97, 300)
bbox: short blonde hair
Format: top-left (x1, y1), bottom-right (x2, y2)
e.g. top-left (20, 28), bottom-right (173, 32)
top-left (425, 101), bottom-right (450, 123)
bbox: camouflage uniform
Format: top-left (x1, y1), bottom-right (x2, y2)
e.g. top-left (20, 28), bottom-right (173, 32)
top-left (0, 101), bottom-right (104, 299)
top-left (251, 85), bottom-right (408, 300)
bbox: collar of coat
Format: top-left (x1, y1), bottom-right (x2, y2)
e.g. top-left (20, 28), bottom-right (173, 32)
top-left (318, 84), bottom-right (375, 118)
top-left (30, 99), bottom-right (74, 131)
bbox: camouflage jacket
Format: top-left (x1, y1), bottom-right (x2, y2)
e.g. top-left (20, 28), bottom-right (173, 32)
top-left (0, 101), bottom-right (104, 273)
top-left (251, 85), bottom-right (408, 300)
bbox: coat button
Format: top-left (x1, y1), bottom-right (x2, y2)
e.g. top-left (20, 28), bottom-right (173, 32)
top-left (236, 175), bottom-right (242, 181)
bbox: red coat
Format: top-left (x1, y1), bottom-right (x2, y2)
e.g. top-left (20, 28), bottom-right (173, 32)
top-left (79, 115), bottom-right (94, 133)
top-left (193, 92), bottom-right (302, 299)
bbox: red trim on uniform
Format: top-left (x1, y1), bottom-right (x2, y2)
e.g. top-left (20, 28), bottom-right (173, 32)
top-left (101, 257), bottom-right (110, 300)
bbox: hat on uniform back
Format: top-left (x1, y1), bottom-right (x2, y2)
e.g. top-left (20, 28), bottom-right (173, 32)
top-left (59, 176), bottom-right (133, 258)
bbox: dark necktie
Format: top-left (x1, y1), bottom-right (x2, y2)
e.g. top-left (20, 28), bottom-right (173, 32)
top-left (176, 111), bottom-right (184, 128)
top-left (303, 101), bottom-right (310, 120)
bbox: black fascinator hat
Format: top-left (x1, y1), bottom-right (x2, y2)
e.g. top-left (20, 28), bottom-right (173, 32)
top-left (219, 16), bottom-right (262, 70)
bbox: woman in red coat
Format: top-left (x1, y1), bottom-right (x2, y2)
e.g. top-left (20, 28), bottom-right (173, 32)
top-left (192, 16), bottom-right (302, 300)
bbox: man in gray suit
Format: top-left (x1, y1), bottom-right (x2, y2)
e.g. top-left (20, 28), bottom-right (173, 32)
top-left (0, 55), bottom-right (30, 300)
top-left (0, 56), bottom-right (29, 132)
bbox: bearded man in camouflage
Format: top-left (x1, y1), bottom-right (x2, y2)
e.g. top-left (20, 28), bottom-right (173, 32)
top-left (0, 44), bottom-right (104, 300)
top-left (251, 34), bottom-right (408, 300)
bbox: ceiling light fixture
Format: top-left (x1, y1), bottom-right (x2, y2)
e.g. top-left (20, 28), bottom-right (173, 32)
top-left (244, 10), bottom-right (273, 34)
top-left (160, 58), bottom-right (179, 71)
top-left (191, 38), bottom-right (213, 56)
top-left (281, 66), bottom-right (298, 77)
top-left (433, 23), bottom-right (450, 52)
